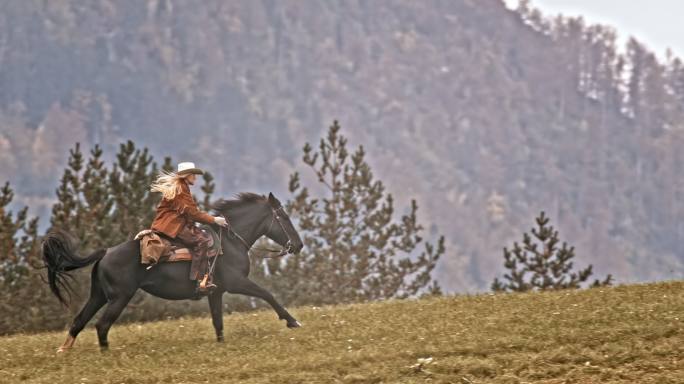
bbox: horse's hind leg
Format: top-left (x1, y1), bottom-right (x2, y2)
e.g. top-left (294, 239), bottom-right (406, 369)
top-left (94, 292), bottom-right (135, 350)
top-left (58, 267), bottom-right (107, 352)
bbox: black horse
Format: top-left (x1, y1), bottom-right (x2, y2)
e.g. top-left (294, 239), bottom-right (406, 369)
top-left (42, 192), bottom-right (303, 351)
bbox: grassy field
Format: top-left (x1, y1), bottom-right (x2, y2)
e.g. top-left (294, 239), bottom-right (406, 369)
top-left (0, 281), bottom-right (681, 384)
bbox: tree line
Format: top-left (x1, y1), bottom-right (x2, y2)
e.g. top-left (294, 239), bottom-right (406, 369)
top-left (1, 122), bottom-right (445, 334)
top-left (1, 120), bottom-right (613, 335)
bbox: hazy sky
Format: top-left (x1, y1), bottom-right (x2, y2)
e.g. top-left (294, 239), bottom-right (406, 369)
top-left (504, 0), bottom-right (684, 59)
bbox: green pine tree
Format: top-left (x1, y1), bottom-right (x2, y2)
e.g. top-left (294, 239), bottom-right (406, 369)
top-left (0, 182), bottom-right (39, 287)
top-left (108, 140), bottom-right (161, 241)
top-left (50, 143), bottom-right (117, 250)
top-left (50, 143), bottom-right (85, 236)
top-left (0, 182), bottom-right (64, 335)
top-left (256, 121), bottom-right (443, 306)
top-left (81, 145), bottom-right (114, 248)
top-left (492, 211), bottom-right (613, 292)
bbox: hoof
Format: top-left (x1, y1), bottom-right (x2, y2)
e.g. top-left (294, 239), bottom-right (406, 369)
top-left (287, 320), bottom-right (302, 328)
top-left (217, 336), bottom-right (225, 343)
top-left (57, 334), bottom-right (76, 352)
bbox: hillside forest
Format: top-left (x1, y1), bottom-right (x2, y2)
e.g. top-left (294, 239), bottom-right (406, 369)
top-left (1, 0), bottom-right (683, 293)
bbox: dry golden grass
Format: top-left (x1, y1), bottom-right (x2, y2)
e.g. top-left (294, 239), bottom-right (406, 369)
top-left (0, 281), bottom-right (682, 383)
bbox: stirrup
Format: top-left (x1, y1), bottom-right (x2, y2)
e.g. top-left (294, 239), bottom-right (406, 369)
top-left (198, 274), bottom-right (217, 292)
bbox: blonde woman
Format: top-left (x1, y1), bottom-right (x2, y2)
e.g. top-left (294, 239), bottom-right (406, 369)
top-left (150, 162), bottom-right (229, 293)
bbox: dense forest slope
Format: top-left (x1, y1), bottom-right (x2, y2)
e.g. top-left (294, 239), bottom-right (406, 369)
top-left (1, 0), bottom-right (683, 291)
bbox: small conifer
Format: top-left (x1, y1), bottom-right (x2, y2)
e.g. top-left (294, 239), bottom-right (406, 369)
top-left (492, 211), bottom-right (612, 292)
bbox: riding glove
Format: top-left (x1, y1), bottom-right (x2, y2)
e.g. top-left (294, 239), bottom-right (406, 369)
top-left (214, 216), bottom-right (229, 227)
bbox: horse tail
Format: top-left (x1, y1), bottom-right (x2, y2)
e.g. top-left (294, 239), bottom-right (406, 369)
top-left (41, 229), bottom-right (107, 306)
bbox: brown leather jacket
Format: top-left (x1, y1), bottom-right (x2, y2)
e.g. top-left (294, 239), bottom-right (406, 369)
top-left (151, 181), bottom-right (214, 238)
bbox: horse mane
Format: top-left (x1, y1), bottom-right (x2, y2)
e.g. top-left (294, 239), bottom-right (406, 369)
top-left (212, 192), bottom-right (267, 214)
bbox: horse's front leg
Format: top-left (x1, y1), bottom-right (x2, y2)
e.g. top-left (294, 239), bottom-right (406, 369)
top-left (208, 291), bottom-right (225, 342)
top-left (222, 274), bottom-right (301, 328)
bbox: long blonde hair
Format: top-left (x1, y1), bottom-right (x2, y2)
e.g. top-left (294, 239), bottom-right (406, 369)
top-left (150, 170), bottom-right (187, 200)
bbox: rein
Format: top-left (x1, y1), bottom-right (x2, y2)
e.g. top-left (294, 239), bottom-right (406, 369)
top-left (208, 206), bottom-right (290, 278)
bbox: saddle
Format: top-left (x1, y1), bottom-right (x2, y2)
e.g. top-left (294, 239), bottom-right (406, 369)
top-left (134, 225), bottom-right (221, 266)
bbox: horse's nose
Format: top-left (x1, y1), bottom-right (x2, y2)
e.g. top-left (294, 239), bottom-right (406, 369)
top-left (292, 241), bottom-right (303, 254)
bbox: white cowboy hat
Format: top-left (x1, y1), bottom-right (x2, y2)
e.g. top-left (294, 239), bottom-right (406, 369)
top-left (177, 162), bottom-right (204, 176)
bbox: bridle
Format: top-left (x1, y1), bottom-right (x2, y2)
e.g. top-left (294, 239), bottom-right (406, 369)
top-left (225, 205), bottom-right (295, 258)
top-left (206, 205), bottom-right (294, 278)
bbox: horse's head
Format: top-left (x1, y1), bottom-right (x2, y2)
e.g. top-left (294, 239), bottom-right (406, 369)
top-left (213, 192), bottom-right (303, 255)
top-left (265, 192), bottom-right (303, 255)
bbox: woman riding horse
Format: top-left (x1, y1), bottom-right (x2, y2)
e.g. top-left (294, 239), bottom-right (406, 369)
top-left (42, 175), bottom-right (303, 351)
top-left (150, 162), bottom-right (229, 293)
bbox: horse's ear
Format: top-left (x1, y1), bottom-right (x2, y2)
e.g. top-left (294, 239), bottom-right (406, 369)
top-left (267, 192), bottom-right (280, 207)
